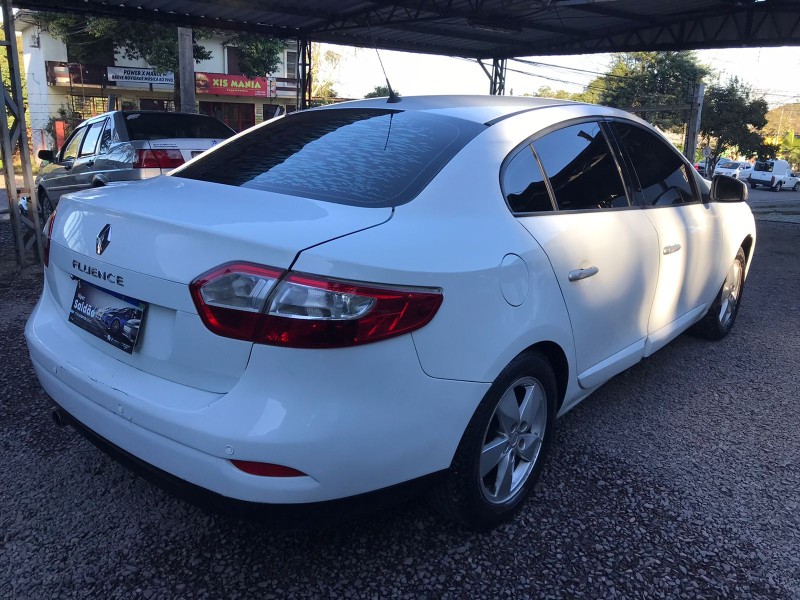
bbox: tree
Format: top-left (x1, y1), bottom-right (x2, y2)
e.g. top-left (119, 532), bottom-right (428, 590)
top-left (594, 52), bottom-right (708, 130)
top-left (780, 131), bottom-right (800, 169)
top-left (364, 85), bottom-right (401, 99)
top-left (38, 13), bottom-right (285, 107)
top-left (526, 85), bottom-right (598, 103)
top-left (309, 45), bottom-right (341, 105)
top-left (700, 78), bottom-right (768, 166)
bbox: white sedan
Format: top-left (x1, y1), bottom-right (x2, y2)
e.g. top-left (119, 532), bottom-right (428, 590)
top-left (26, 96), bottom-right (755, 529)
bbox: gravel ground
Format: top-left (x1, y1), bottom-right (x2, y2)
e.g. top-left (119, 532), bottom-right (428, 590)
top-left (1, 219), bottom-right (798, 599)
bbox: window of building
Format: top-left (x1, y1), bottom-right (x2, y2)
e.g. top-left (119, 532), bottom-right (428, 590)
top-left (285, 50), bottom-right (298, 79)
top-left (79, 120), bottom-right (106, 157)
top-left (502, 144), bottom-right (553, 213)
top-left (609, 121), bottom-right (697, 206)
top-left (532, 122), bottom-right (629, 211)
top-left (226, 47), bottom-right (243, 76)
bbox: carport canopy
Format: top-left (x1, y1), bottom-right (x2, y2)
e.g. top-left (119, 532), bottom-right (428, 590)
top-left (12, 0), bottom-right (800, 58)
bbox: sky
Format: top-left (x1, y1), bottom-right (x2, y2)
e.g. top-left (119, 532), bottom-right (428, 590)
top-left (326, 44), bottom-right (800, 109)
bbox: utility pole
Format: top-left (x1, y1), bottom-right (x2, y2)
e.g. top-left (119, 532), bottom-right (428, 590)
top-left (684, 83), bottom-right (705, 163)
top-left (177, 27), bottom-right (196, 113)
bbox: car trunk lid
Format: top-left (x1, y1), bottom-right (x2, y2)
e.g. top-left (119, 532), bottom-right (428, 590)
top-left (46, 176), bottom-right (392, 392)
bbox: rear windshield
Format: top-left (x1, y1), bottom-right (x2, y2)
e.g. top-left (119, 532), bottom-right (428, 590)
top-left (754, 161), bottom-right (774, 172)
top-left (124, 113), bottom-right (234, 141)
top-left (173, 108), bottom-right (485, 207)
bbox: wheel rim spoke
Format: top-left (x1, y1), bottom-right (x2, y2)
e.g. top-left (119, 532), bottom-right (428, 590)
top-left (494, 452), bottom-right (514, 499)
top-left (518, 383), bottom-right (542, 426)
top-left (496, 388), bottom-right (520, 434)
top-left (480, 437), bottom-right (508, 478)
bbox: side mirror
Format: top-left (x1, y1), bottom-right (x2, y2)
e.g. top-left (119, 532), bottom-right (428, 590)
top-left (38, 149), bottom-right (55, 162)
top-left (711, 174), bottom-right (748, 203)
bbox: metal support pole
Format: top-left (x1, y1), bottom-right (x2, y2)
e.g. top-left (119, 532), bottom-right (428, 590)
top-left (490, 58), bottom-right (507, 96)
top-left (297, 38), bottom-right (312, 110)
top-left (1, 0), bottom-right (42, 267)
top-left (177, 27), bottom-right (197, 113)
top-left (684, 82), bottom-right (705, 162)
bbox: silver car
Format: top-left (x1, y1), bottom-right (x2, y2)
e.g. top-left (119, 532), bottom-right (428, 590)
top-left (36, 111), bottom-right (235, 218)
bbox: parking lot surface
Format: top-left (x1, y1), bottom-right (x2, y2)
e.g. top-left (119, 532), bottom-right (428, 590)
top-left (1, 217), bottom-right (798, 599)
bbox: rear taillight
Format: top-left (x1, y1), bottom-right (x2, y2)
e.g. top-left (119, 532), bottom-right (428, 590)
top-left (43, 208), bottom-right (57, 268)
top-left (133, 149), bottom-right (185, 169)
top-left (190, 263), bottom-right (443, 348)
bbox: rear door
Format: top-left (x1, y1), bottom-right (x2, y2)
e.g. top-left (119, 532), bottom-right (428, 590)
top-left (70, 118), bottom-right (107, 191)
top-left (607, 119), bottom-right (722, 353)
top-left (509, 120), bottom-right (661, 389)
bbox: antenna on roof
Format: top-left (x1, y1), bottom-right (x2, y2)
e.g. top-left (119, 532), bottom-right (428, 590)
top-left (366, 19), bottom-right (401, 104)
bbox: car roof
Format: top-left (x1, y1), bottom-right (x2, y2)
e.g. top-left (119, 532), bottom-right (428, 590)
top-left (320, 95), bottom-right (590, 125)
top-left (80, 110), bottom-right (220, 127)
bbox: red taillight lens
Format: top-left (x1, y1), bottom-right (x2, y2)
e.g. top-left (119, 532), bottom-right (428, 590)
top-left (190, 264), bottom-right (443, 348)
top-left (230, 460), bottom-right (306, 477)
top-left (43, 208), bottom-right (57, 268)
top-left (133, 149), bottom-right (185, 169)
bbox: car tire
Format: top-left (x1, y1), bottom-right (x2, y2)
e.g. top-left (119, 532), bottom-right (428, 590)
top-left (793, 182), bottom-right (799, 192)
top-left (750, 182), bottom-right (757, 189)
top-left (428, 351), bottom-right (556, 530)
top-left (690, 247), bottom-right (746, 341)
top-left (110, 319), bottom-right (121, 335)
top-left (37, 189), bottom-right (55, 224)
top-left (772, 182), bottom-right (782, 192)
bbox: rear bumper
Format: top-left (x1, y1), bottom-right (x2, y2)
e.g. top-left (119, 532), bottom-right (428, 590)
top-left (52, 402), bottom-right (444, 526)
top-left (26, 285), bottom-right (488, 505)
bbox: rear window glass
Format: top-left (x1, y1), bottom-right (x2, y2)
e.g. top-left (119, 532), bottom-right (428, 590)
top-left (124, 113), bottom-right (234, 141)
top-left (754, 161), bottom-right (773, 172)
top-left (173, 108), bottom-right (485, 207)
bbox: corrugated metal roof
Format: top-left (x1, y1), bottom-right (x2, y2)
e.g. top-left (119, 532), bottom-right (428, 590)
top-left (14, 0), bottom-right (800, 58)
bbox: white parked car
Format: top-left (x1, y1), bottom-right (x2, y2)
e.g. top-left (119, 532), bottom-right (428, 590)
top-left (714, 160), bottom-right (753, 181)
top-left (749, 158), bottom-right (799, 191)
top-left (26, 97), bottom-right (756, 529)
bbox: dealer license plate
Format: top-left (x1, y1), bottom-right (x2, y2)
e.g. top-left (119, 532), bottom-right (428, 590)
top-left (68, 279), bottom-right (147, 354)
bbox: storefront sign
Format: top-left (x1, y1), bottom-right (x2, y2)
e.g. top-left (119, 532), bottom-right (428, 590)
top-left (195, 72), bottom-right (276, 97)
top-left (107, 67), bottom-right (174, 85)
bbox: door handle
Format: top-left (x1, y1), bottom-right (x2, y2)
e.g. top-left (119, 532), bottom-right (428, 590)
top-left (568, 266), bottom-right (599, 282)
top-left (663, 243), bottom-right (682, 255)
top-left (86, 160), bottom-right (95, 167)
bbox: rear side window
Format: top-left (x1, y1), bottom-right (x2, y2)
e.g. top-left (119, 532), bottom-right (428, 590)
top-left (79, 120), bottom-right (106, 157)
top-left (754, 161), bottom-right (773, 172)
top-left (532, 122), bottom-right (628, 211)
top-left (502, 145), bottom-right (553, 213)
top-left (124, 113), bottom-right (234, 141)
top-left (609, 121), bottom-right (697, 206)
top-left (174, 108), bottom-right (485, 207)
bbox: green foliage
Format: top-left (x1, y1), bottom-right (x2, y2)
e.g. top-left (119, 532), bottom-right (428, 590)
top-left (764, 103), bottom-right (800, 138)
top-left (223, 33), bottom-right (286, 79)
top-left (780, 131), bottom-right (800, 169)
top-left (756, 141), bottom-right (780, 161)
top-left (364, 85), bottom-right (401, 99)
top-left (700, 78), bottom-right (768, 161)
top-left (528, 85), bottom-right (598, 103)
top-left (37, 12), bottom-right (285, 83)
top-left (596, 52), bottom-right (708, 130)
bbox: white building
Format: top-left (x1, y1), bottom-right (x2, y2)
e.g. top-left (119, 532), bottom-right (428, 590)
top-left (16, 13), bottom-right (298, 152)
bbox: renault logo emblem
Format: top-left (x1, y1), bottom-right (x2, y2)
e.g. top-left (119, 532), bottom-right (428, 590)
top-left (96, 224), bottom-right (111, 255)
